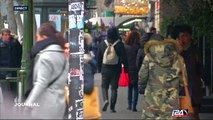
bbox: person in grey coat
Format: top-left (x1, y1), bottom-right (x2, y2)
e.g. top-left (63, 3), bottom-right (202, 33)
top-left (24, 23), bottom-right (68, 119)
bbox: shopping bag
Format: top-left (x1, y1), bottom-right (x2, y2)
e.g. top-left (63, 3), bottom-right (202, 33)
top-left (64, 85), bottom-right (69, 108)
top-left (83, 87), bottom-right (101, 119)
top-left (118, 67), bottom-right (129, 87)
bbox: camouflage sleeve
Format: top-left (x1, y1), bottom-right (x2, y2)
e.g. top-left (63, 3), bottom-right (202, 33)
top-left (138, 55), bottom-right (149, 86)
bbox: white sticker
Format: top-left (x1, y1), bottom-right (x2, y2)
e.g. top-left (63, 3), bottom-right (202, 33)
top-left (69, 2), bottom-right (84, 11)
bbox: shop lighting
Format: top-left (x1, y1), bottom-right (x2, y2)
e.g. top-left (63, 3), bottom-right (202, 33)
top-left (114, 0), bottom-right (149, 15)
top-left (124, 28), bottom-right (130, 31)
top-left (123, 19), bottom-right (142, 26)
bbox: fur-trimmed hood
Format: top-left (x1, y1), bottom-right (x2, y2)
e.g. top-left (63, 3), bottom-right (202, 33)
top-left (144, 39), bottom-right (179, 67)
top-left (84, 53), bottom-right (92, 64)
top-left (84, 33), bottom-right (93, 46)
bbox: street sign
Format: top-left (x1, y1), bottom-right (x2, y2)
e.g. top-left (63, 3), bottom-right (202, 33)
top-left (13, 6), bottom-right (28, 11)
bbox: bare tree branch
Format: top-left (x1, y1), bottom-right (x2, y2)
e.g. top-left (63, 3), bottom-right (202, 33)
top-left (5, 0), bottom-right (17, 34)
top-left (0, 0), bottom-right (5, 30)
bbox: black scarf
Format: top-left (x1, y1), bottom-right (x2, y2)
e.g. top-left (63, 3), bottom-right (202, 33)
top-left (25, 37), bottom-right (59, 98)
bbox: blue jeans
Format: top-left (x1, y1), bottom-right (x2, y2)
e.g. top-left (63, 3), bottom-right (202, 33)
top-left (128, 83), bottom-right (139, 108)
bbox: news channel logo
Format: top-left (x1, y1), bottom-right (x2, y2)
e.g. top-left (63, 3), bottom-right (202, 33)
top-left (172, 109), bottom-right (188, 117)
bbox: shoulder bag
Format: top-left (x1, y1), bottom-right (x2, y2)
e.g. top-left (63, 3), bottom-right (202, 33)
top-left (178, 56), bottom-right (194, 114)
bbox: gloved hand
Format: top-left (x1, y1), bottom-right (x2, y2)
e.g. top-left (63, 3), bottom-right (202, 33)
top-left (124, 66), bottom-right (129, 73)
top-left (138, 80), bottom-right (147, 94)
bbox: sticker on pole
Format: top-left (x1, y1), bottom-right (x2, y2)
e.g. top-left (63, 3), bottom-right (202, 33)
top-left (69, 2), bottom-right (84, 12)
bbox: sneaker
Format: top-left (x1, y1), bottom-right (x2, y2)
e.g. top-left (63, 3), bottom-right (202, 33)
top-left (102, 100), bottom-right (109, 111)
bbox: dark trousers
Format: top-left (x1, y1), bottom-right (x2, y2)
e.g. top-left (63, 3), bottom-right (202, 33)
top-left (0, 71), bottom-right (17, 94)
top-left (101, 72), bottom-right (120, 110)
top-left (128, 83), bottom-right (138, 108)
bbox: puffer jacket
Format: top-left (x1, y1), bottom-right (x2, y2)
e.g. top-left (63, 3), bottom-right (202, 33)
top-left (138, 39), bottom-right (188, 119)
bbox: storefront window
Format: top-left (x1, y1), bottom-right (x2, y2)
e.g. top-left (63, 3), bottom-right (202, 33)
top-left (48, 8), bottom-right (68, 33)
top-left (33, 0), bottom-right (68, 33)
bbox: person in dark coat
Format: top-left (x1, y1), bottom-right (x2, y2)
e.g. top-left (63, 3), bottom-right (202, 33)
top-left (136, 32), bottom-right (164, 69)
top-left (136, 27), bottom-right (156, 69)
top-left (171, 24), bottom-right (204, 119)
top-left (83, 33), bottom-right (101, 119)
top-left (84, 33), bottom-right (96, 94)
top-left (124, 30), bottom-right (140, 112)
top-left (96, 27), bottom-right (128, 113)
top-left (0, 28), bottom-right (22, 95)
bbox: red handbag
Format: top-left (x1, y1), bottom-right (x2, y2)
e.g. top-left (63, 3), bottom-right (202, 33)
top-left (118, 67), bottom-right (129, 87)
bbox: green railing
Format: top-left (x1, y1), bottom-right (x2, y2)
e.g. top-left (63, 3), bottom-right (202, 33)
top-left (0, 68), bottom-right (23, 103)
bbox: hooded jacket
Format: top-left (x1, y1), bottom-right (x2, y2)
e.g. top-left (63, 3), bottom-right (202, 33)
top-left (84, 33), bottom-right (97, 94)
top-left (138, 39), bottom-right (187, 119)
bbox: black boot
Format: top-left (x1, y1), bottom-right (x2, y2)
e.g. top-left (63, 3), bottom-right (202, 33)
top-left (110, 89), bottom-right (117, 113)
top-left (133, 108), bottom-right (137, 112)
top-left (110, 109), bottom-right (116, 113)
top-left (133, 104), bottom-right (137, 112)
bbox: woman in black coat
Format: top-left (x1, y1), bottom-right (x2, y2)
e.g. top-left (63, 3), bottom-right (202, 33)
top-left (124, 30), bottom-right (141, 112)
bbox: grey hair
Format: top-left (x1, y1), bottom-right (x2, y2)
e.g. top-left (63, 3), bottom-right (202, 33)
top-left (1, 28), bottom-right (11, 35)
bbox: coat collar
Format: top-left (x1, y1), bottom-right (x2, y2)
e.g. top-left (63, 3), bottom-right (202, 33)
top-left (40, 44), bottom-right (64, 53)
top-left (144, 39), bottom-right (179, 54)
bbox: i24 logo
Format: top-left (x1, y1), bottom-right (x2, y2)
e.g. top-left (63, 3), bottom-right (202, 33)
top-left (172, 109), bottom-right (188, 117)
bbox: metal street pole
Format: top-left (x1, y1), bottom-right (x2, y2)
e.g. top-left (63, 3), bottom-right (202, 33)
top-left (19, 0), bottom-right (33, 102)
top-left (68, 0), bottom-right (84, 119)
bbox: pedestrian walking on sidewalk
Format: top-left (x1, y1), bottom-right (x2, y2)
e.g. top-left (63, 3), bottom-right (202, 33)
top-left (124, 30), bottom-right (140, 112)
top-left (138, 34), bottom-right (187, 119)
top-left (83, 33), bottom-right (101, 119)
top-left (136, 27), bottom-right (156, 69)
top-left (97, 27), bottom-right (128, 113)
top-left (24, 23), bottom-right (68, 119)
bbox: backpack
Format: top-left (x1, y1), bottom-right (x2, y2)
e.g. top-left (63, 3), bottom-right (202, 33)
top-left (103, 40), bottom-right (120, 65)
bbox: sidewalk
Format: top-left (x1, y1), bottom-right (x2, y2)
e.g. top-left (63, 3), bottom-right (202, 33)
top-left (94, 73), bottom-right (213, 119)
